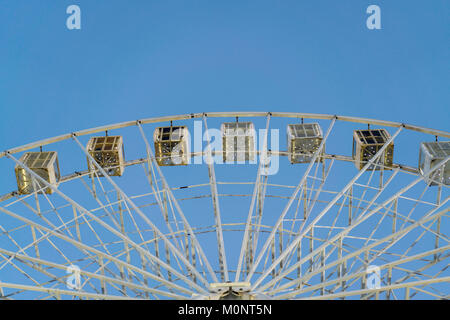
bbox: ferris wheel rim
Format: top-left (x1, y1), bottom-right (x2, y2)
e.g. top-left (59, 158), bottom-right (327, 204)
top-left (1, 111), bottom-right (449, 159)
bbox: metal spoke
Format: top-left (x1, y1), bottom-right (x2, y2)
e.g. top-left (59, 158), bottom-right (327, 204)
top-left (203, 115), bottom-right (229, 281)
top-left (265, 194), bottom-right (448, 296)
top-left (251, 125), bottom-right (404, 289)
top-left (5, 152), bottom-right (207, 294)
top-left (246, 116), bottom-right (337, 282)
top-left (235, 113), bottom-right (271, 281)
top-left (136, 123), bottom-right (218, 283)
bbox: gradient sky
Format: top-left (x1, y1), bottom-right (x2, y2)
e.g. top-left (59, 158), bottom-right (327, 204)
top-left (0, 0), bottom-right (449, 149)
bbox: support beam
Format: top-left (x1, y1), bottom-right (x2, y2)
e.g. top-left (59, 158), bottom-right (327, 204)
top-left (246, 117), bottom-right (337, 282)
top-left (251, 126), bottom-right (403, 289)
top-left (5, 152), bottom-right (207, 294)
top-left (295, 277), bottom-right (450, 300)
top-left (235, 113), bottom-right (271, 281)
top-left (203, 115), bottom-right (229, 281)
top-left (136, 123), bottom-right (218, 283)
top-left (258, 154), bottom-right (449, 294)
top-left (268, 200), bottom-right (448, 296)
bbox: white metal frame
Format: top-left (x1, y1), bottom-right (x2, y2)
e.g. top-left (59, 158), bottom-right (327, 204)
top-left (0, 112), bottom-right (448, 300)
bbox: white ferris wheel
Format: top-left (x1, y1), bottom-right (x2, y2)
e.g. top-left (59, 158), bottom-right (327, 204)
top-left (0, 112), bottom-right (448, 300)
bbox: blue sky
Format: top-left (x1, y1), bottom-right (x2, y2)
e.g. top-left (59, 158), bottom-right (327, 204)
top-left (0, 1), bottom-right (448, 299)
top-left (0, 0), bottom-right (449, 149)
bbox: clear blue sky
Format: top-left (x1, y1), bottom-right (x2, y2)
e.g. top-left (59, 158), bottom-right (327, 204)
top-left (0, 1), bottom-right (448, 299)
top-left (0, 0), bottom-right (449, 149)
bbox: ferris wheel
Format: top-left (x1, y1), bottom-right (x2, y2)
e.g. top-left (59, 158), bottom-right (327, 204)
top-left (0, 112), bottom-right (448, 300)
